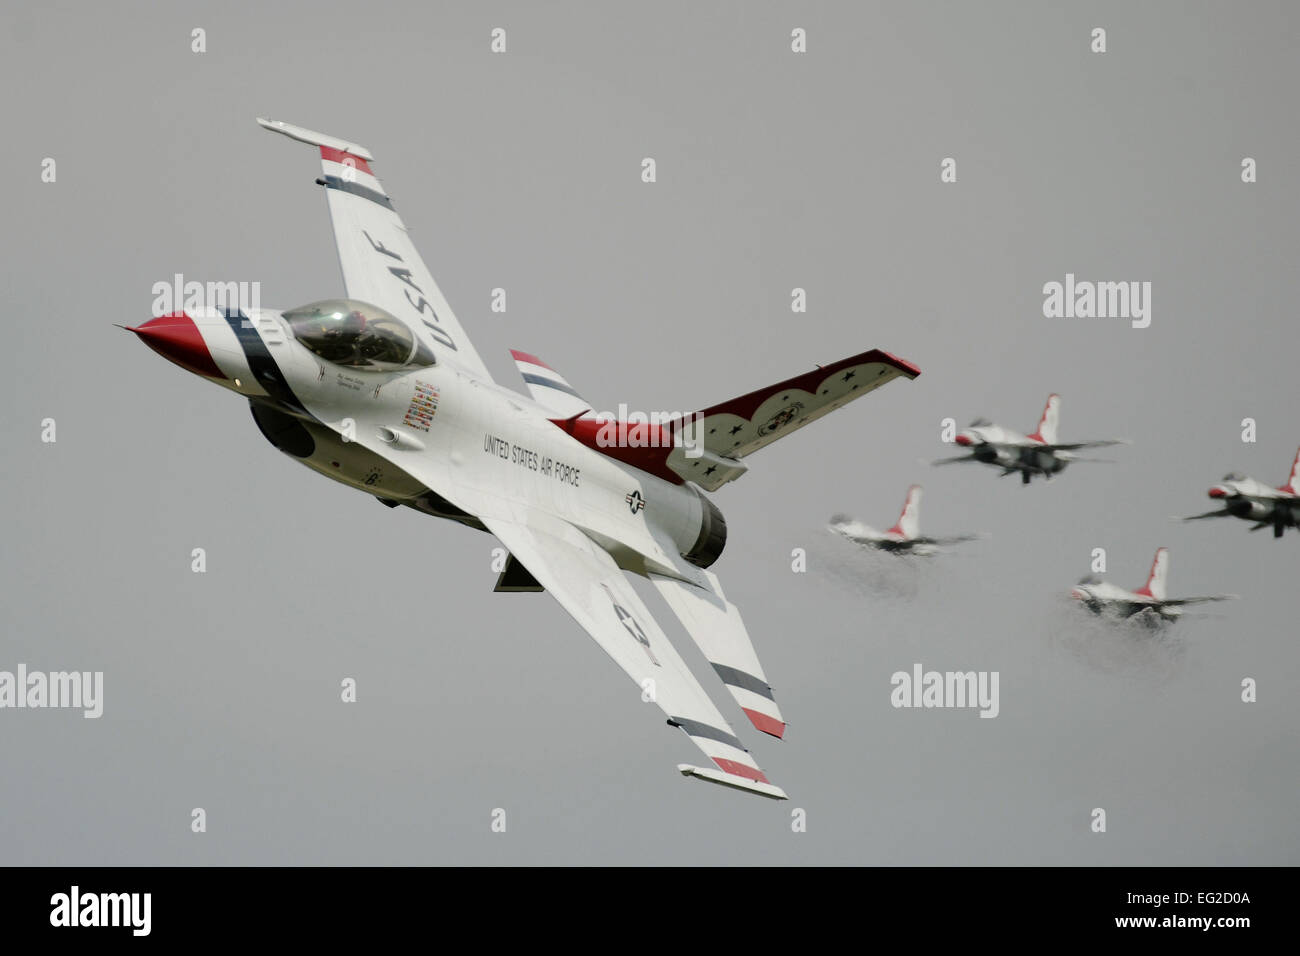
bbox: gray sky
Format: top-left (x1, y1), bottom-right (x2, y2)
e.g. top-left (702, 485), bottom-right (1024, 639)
top-left (3, 0), bottom-right (1297, 864)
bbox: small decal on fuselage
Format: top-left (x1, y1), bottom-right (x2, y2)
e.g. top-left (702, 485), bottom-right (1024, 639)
top-left (335, 372), bottom-right (366, 392)
top-left (403, 381), bottom-right (439, 432)
top-left (625, 490), bottom-right (646, 514)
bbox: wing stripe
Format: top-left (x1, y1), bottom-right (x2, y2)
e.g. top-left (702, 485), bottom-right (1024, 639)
top-left (711, 664), bottom-right (775, 701)
top-left (319, 145), bottom-right (374, 176)
top-left (669, 717), bottom-right (746, 752)
top-left (742, 709), bottom-right (786, 738)
top-left (319, 175), bottom-right (395, 211)
top-left (712, 759), bottom-right (769, 783)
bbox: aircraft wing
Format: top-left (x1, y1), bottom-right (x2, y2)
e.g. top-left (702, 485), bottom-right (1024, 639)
top-left (1181, 508), bottom-right (1234, 521)
top-left (1160, 595), bottom-right (1238, 606)
top-left (835, 529), bottom-right (885, 545)
top-left (914, 534), bottom-right (982, 546)
top-left (257, 118), bottom-right (494, 381)
top-left (1039, 440), bottom-right (1128, 451)
top-left (479, 511), bottom-right (787, 799)
top-left (649, 570), bottom-right (786, 739)
top-left (666, 349), bottom-right (919, 490)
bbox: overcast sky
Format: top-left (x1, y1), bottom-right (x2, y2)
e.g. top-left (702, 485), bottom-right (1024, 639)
top-left (3, 1), bottom-right (1297, 864)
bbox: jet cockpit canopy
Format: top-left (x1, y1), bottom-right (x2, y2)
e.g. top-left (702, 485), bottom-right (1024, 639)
top-left (283, 299), bottom-right (435, 372)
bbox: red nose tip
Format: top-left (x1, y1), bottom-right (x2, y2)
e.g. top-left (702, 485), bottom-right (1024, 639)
top-left (128, 313), bottom-right (225, 379)
top-left (1208, 487), bottom-right (1226, 498)
top-left (954, 434), bottom-right (972, 446)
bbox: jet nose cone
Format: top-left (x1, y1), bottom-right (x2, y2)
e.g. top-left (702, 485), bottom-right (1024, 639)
top-left (1208, 487), bottom-right (1227, 499)
top-left (954, 433), bottom-right (973, 446)
top-left (1070, 588), bottom-right (1086, 600)
top-left (128, 313), bottom-right (225, 379)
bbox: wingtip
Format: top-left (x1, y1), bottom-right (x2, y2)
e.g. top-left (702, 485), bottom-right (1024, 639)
top-left (677, 764), bottom-right (789, 800)
top-left (256, 116), bottom-right (375, 160)
top-left (875, 349), bottom-right (922, 379)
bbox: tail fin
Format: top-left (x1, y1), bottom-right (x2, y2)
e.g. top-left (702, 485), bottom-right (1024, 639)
top-left (1284, 447), bottom-right (1300, 493)
top-left (1028, 393), bottom-right (1060, 444)
top-left (1135, 547), bottom-right (1169, 600)
top-left (887, 485), bottom-right (923, 539)
top-left (510, 350), bottom-right (592, 418)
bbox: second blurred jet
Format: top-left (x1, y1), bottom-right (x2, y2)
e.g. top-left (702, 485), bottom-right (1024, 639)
top-left (830, 485), bottom-right (981, 556)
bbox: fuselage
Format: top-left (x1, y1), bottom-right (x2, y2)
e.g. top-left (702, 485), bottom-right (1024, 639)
top-left (955, 425), bottom-right (1068, 479)
top-left (828, 520), bottom-right (933, 554)
top-left (1070, 580), bottom-right (1175, 621)
top-left (1207, 475), bottom-right (1300, 532)
top-left (133, 304), bottom-right (723, 582)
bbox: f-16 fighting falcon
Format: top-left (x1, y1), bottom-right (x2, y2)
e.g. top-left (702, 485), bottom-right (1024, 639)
top-left (828, 485), bottom-right (980, 555)
top-left (933, 393), bottom-right (1126, 484)
top-left (1070, 547), bottom-right (1235, 625)
top-left (126, 119), bottom-right (921, 799)
top-left (1182, 448), bottom-right (1300, 538)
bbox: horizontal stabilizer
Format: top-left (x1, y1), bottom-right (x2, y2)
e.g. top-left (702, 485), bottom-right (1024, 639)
top-left (677, 764), bottom-right (788, 800)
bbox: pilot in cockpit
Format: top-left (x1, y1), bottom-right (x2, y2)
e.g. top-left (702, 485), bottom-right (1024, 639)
top-left (312, 308), bottom-right (369, 365)
top-left (284, 299), bottom-right (434, 371)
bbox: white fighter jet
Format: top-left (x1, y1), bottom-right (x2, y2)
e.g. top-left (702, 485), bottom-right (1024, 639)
top-left (126, 119), bottom-right (921, 799)
top-left (828, 485), bottom-right (980, 555)
top-left (1070, 547), bottom-right (1235, 625)
top-left (1182, 448), bottom-right (1300, 538)
top-left (934, 394), bottom-right (1126, 484)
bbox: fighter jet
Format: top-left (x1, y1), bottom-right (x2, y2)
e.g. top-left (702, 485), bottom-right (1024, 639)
top-left (934, 394), bottom-right (1126, 484)
top-left (828, 485), bottom-right (980, 555)
top-left (1070, 547), bottom-right (1235, 625)
top-left (126, 119), bottom-right (922, 800)
top-left (1182, 448), bottom-right (1300, 538)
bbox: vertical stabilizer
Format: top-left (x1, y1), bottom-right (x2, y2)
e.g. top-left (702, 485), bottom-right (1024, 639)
top-left (1136, 547), bottom-right (1169, 600)
top-left (1029, 393), bottom-right (1060, 444)
top-left (887, 485), bottom-right (923, 539)
top-left (1283, 447), bottom-right (1300, 493)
